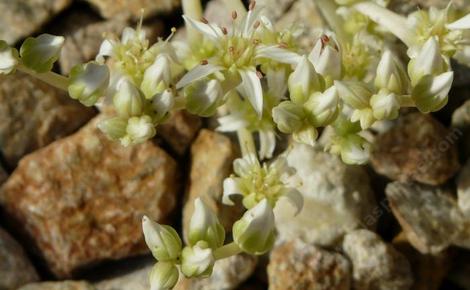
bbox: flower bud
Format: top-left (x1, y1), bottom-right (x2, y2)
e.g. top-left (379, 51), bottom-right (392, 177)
top-left (121, 115), bottom-right (156, 146)
top-left (370, 89), bottom-right (400, 120)
top-left (408, 37), bottom-right (446, 86)
top-left (142, 216), bottom-right (182, 261)
top-left (141, 55), bottom-right (172, 99)
top-left (288, 56), bottom-right (324, 103)
top-left (330, 133), bottom-right (370, 165)
top-left (335, 80), bottom-right (372, 109)
top-left (351, 108), bottom-right (375, 129)
top-left (0, 41), bottom-right (18, 75)
top-left (272, 101), bottom-right (304, 133)
top-left (411, 71), bottom-right (453, 113)
top-left (188, 198), bottom-right (225, 249)
top-left (152, 89), bottom-right (174, 122)
top-left (181, 241), bottom-right (215, 278)
top-left (97, 117), bottom-right (127, 140)
top-left (232, 199), bottom-right (276, 255)
top-left (304, 86), bottom-right (340, 127)
top-left (20, 34), bottom-right (64, 73)
top-left (308, 34), bottom-right (342, 80)
top-left (375, 50), bottom-right (408, 94)
top-left (185, 79), bottom-right (224, 117)
top-left (68, 62), bottom-right (110, 107)
top-left (149, 262), bottom-right (179, 290)
top-left (293, 126), bottom-right (318, 147)
top-left (113, 79), bottom-right (145, 118)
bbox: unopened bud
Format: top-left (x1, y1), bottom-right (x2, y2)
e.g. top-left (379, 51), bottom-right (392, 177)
top-left (149, 262), bottom-right (179, 290)
top-left (181, 241), bottom-right (215, 278)
top-left (0, 41), bottom-right (18, 75)
top-left (68, 62), bottom-right (110, 106)
top-left (113, 79), bottom-right (145, 118)
top-left (20, 34), bottom-right (64, 73)
top-left (288, 56), bottom-right (324, 103)
top-left (142, 216), bottom-right (182, 261)
top-left (188, 198), bottom-right (225, 249)
top-left (272, 101), bottom-right (304, 133)
top-left (185, 79), bottom-right (224, 117)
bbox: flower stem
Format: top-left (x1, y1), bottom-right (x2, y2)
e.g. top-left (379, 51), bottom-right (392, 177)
top-left (213, 242), bottom-right (242, 260)
top-left (17, 64), bottom-right (69, 91)
top-left (237, 128), bottom-right (257, 158)
top-left (397, 94), bottom-right (415, 107)
top-left (314, 0), bottom-right (348, 43)
top-left (222, 0), bottom-right (247, 17)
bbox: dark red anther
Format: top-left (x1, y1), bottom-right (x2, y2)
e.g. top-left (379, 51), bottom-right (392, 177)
top-left (222, 27), bottom-right (228, 35)
top-left (256, 71), bottom-right (263, 79)
top-left (253, 21), bottom-right (261, 29)
top-left (278, 42), bottom-right (288, 48)
top-left (201, 60), bottom-right (209, 65)
top-left (232, 11), bottom-right (238, 20)
top-left (201, 17), bottom-right (209, 24)
top-left (249, 1), bottom-right (256, 11)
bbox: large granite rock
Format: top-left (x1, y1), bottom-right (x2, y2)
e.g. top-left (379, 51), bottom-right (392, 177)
top-left (452, 99), bottom-right (470, 159)
top-left (84, 0), bottom-right (180, 20)
top-left (0, 115), bottom-right (179, 278)
top-left (274, 143), bottom-right (376, 247)
top-left (0, 72), bottom-right (96, 168)
top-left (0, 0), bottom-right (72, 44)
top-left (268, 239), bottom-right (351, 290)
top-left (182, 129), bottom-right (241, 241)
top-left (0, 227), bottom-right (39, 290)
top-left (18, 281), bottom-right (94, 290)
top-left (158, 111), bottom-right (202, 156)
top-left (371, 113), bottom-right (460, 186)
top-left (343, 229), bottom-right (413, 290)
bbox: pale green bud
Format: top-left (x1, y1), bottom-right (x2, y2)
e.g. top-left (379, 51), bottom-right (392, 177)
top-left (288, 56), bottom-right (324, 104)
top-left (411, 71), bottom-right (453, 113)
top-left (152, 89), bottom-right (174, 122)
top-left (20, 34), bottom-right (64, 73)
top-left (330, 133), bottom-right (370, 165)
top-left (149, 262), bottom-right (179, 290)
top-left (272, 101), bottom-right (305, 133)
top-left (308, 34), bottom-right (342, 80)
top-left (121, 115), bottom-right (156, 146)
top-left (408, 37), bottom-right (446, 86)
top-left (304, 86), bottom-right (340, 127)
top-left (141, 55), bottom-right (172, 99)
top-left (351, 108), bottom-right (375, 129)
top-left (233, 199), bottom-right (276, 255)
top-left (181, 241), bottom-right (215, 278)
top-left (375, 50), bottom-right (408, 94)
top-left (185, 79), bottom-right (224, 117)
top-left (142, 216), bottom-right (182, 261)
top-left (370, 89), bottom-right (400, 120)
top-left (97, 117), bottom-right (128, 140)
top-left (68, 62), bottom-right (110, 107)
top-left (113, 79), bottom-right (145, 118)
top-left (0, 40), bottom-right (18, 75)
top-left (335, 80), bottom-right (372, 109)
top-left (188, 198), bottom-right (225, 249)
top-left (293, 126), bottom-right (318, 147)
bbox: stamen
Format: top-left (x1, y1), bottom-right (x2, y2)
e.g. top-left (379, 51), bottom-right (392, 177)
top-left (232, 11), bottom-right (238, 20)
top-left (249, 0), bottom-right (256, 11)
top-left (278, 42), bottom-right (288, 48)
top-left (165, 27), bottom-right (177, 42)
top-left (201, 17), bottom-right (209, 24)
top-left (256, 71), bottom-right (263, 79)
top-left (253, 21), bottom-right (261, 29)
top-left (252, 39), bottom-right (261, 45)
top-left (222, 27), bottom-right (228, 35)
top-left (201, 60), bottom-right (209, 65)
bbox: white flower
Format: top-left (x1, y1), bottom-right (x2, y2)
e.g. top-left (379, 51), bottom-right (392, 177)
top-left (19, 34), bottom-right (64, 73)
top-left (185, 78), bottom-right (224, 117)
top-left (141, 54), bottom-right (172, 99)
top-left (142, 216), bottom-right (182, 261)
top-left (121, 115), bottom-right (156, 146)
top-left (113, 79), bottom-right (146, 118)
top-left (308, 33), bottom-right (342, 80)
top-left (0, 41), bottom-right (18, 75)
top-left (335, 80), bottom-right (372, 110)
top-left (304, 86), bottom-right (340, 127)
top-left (411, 71), bottom-right (453, 113)
top-left (152, 89), bottom-right (174, 121)
top-left (328, 133), bottom-right (370, 165)
top-left (149, 262), bottom-right (179, 290)
top-left (68, 62), bottom-right (110, 107)
top-left (408, 37), bottom-right (447, 86)
top-left (374, 50), bottom-right (409, 94)
top-left (288, 56), bottom-right (324, 104)
top-left (181, 242), bottom-right (215, 278)
top-left (292, 125), bottom-right (318, 147)
top-left (370, 90), bottom-right (400, 120)
top-left (97, 117), bottom-right (128, 140)
top-left (188, 198), bottom-right (225, 249)
top-left (272, 101), bottom-right (304, 133)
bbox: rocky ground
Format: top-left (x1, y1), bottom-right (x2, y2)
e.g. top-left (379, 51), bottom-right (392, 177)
top-left (0, 0), bottom-right (470, 289)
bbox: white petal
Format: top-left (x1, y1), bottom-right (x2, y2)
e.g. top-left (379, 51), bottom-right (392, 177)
top-left (266, 68), bottom-right (287, 100)
top-left (259, 130), bottom-right (276, 160)
top-left (176, 64), bottom-right (223, 89)
top-left (238, 69), bottom-right (264, 116)
top-left (216, 115), bottom-right (248, 132)
top-left (222, 177), bottom-right (242, 206)
top-left (96, 39), bottom-right (115, 62)
top-left (447, 13), bottom-right (470, 30)
top-left (255, 45), bottom-right (302, 65)
top-left (279, 188), bottom-right (304, 216)
top-left (242, 8), bottom-right (263, 37)
top-left (183, 15), bottom-right (223, 40)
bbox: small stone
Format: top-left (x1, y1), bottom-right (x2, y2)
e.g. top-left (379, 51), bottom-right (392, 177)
top-left (18, 281), bottom-right (95, 290)
top-left (175, 254), bottom-right (257, 290)
top-left (158, 111), bottom-right (202, 156)
top-left (0, 0), bottom-right (72, 44)
top-left (458, 160), bottom-right (470, 217)
top-left (452, 99), bottom-right (470, 160)
top-left (0, 72), bottom-right (96, 168)
top-left (371, 113), bottom-right (460, 186)
top-left (343, 229), bottom-right (413, 290)
top-left (386, 182), bottom-right (463, 254)
top-left (268, 239), bottom-right (351, 290)
top-left (84, 0), bottom-right (179, 20)
top-left (274, 143), bottom-right (376, 247)
top-left (94, 262), bottom-right (152, 290)
top-left (0, 227), bottom-right (39, 289)
top-left (0, 115), bottom-right (179, 278)
top-left (182, 129), bottom-right (241, 241)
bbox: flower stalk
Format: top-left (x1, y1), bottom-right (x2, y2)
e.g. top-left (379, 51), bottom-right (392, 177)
top-left (17, 64), bottom-right (69, 91)
top-left (213, 242), bottom-right (242, 260)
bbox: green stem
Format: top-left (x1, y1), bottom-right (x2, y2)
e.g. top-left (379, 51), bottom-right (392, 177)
top-left (397, 94), bottom-right (415, 107)
top-left (314, 0), bottom-right (348, 43)
top-left (237, 128), bottom-right (257, 158)
top-left (222, 0), bottom-right (247, 18)
top-left (213, 242), bottom-right (242, 260)
top-left (18, 64), bottom-right (69, 91)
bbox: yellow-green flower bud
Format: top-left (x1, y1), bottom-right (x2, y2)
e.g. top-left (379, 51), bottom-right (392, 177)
top-left (121, 115), bottom-right (156, 146)
top-left (308, 34), bottom-right (342, 81)
top-left (0, 40), bottom-right (18, 75)
top-left (408, 37), bottom-right (447, 86)
top-left (141, 55), bottom-right (172, 99)
top-left (330, 133), bottom-right (370, 165)
top-left (232, 199), bottom-right (276, 255)
top-left (181, 241), bottom-right (215, 278)
top-left (97, 117), bottom-right (127, 140)
top-left (375, 50), bottom-right (408, 94)
top-left (293, 125), bottom-right (318, 147)
top-left (142, 216), bottom-right (182, 261)
top-left (188, 198), bottom-right (225, 249)
top-left (152, 89), bottom-right (174, 122)
top-left (335, 80), bottom-right (372, 109)
top-left (304, 86), bottom-right (340, 127)
top-left (149, 262), bottom-right (179, 290)
top-left (351, 108), bottom-right (375, 129)
top-left (370, 89), bottom-right (400, 120)
top-left (113, 80), bottom-right (145, 118)
top-left (288, 56), bottom-right (324, 104)
top-left (68, 62), bottom-right (110, 107)
top-left (185, 79), bottom-right (224, 117)
top-left (272, 101), bottom-right (305, 134)
top-left (20, 34), bottom-right (64, 73)
top-left (411, 72), bottom-right (453, 113)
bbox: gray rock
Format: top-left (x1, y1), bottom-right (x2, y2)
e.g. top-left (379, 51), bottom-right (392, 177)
top-left (18, 281), bottom-right (95, 290)
top-left (84, 0), bottom-right (179, 20)
top-left (0, 227), bottom-right (39, 290)
top-left (268, 239), bottom-right (351, 290)
top-left (274, 143), bottom-right (376, 247)
top-left (386, 182), bottom-right (464, 254)
top-left (458, 160), bottom-right (470, 217)
top-left (342, 229), bottom-right (413, 290)
top-left (452, 99), bottom-right (470, 160)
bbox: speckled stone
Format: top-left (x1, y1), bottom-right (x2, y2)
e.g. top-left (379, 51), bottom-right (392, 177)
top-left (0, 115), bottom-right (179, 278)
top-left (268, 239), bottom-right (351, 290)
top-left (158, 111), bottom-right (202, 156)
top-left (0, 72), bottom-right (96, 168)
top-left (84, 0), bottom-right (180, 20)
top-left (452, 99), bottom-right (470, 159)
top-left (386, 182), bottom-right (464, 254)
top-left (274, 143), bottom-right (376, 247)
top-left (371, 113), bottom-right (460, 186)
top-left (343, 229), bottom-right (413, 290)
top-left (0, 227), bottom-right (39, 290)
top-left (18, 281), bottom-right (95, 290)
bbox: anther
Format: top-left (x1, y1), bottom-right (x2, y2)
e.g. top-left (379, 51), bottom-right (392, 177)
top-left (256, 71), bottom-right (263, 79)
top-left (278, 42), bottom-right (288, 48)
top-left (222, 27), bottom-right (228, 35)
top-left (249, 0), bottom-right (256, 11)
top-left (253, 21), bottom-right (261, 29)
top-left (201, 60), bottom-right (209, 65)
top-left (321, 35), bottom-right (330, 45)
top-left (201, 17), bottom-right (209, 24)
top-left (232, 11), bottom-right (238, 20)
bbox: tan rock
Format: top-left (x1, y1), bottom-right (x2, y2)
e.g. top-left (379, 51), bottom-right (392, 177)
top-left (371, 113), bottom-right (460, 186)
top-left (18, 281), bottom-right (95, 290)
top-left (182, 129), bottom-right (241, 241)
top-left (0, 72), bottom-right (96, 168)
top-left (268, 239), bottom-right (351, 290)
top-left (342, 229), bottom-right (413, 290)
top-left (458, 160), bottom-right (470, 217)
top-left (0, 115), bottom-right (179, 278)
top-left (386, 182), bottom-right (463, 254)
top-left (452, 99), bottom-right (470, 160)
top-left (158, 111), bottom-right (202, 156)
top-left (84, 0), bottom-right (180, 20)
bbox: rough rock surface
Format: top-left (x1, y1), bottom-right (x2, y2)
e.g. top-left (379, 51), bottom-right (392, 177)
top-left (452, 99), bottom-right (470, 159)
top-left (386, 182), bottom-right (463, 254)
top-left (274, 143), bottom-right (376, 246)
top-left (268, 239), bottom-right (351, 290)
top-left (0, 72), bottom-right (96, 168)
top-left (84, 0), bottom-right (179, 20)
top-left (158, 111), bottom-right (202, 156)
top-left (0, 115), bottom-right (179, 278)
top-left (0, 227), bottom-right (39, 290)
top-left (182, 129), bottom-right (241, 241)
top-left (175, 254), bottom-right (258, 290)
top-left (94, 262), bottom-right (152, 290)
top-left (458, 160), bottom-right (470, 217)
top-left (371, 113), bottom-right (460, 186)
top-left (18, 281), bottom-right (95, 290)
top-left (0, 166), bottom-right (7, 184)
top-left (0, 0), bottom-right (72, 44)
top-left (342, 229), bottom-right (413, 290)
